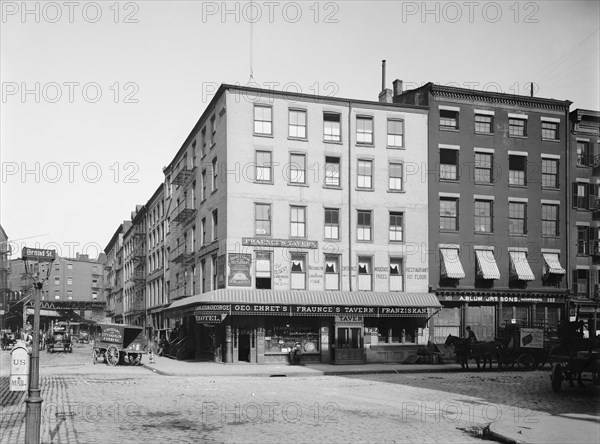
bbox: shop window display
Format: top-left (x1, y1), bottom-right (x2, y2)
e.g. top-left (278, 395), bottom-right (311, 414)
top-left (264, 318), bottom-right (320, 354)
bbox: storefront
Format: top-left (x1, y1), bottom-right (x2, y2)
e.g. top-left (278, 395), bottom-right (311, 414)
top-left (164, 289), bottom-right (441, 364)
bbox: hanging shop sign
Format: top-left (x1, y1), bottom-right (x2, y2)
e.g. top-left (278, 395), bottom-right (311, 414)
top-left (194, 313), bottom-right (227, 324)
top-left (217, 255), bottom-right (226, 289)
top-left (242, 238), bottom-right (318, 249)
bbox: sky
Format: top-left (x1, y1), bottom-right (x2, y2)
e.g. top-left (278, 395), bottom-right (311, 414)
top-left (1, 0), bottom-right (599, 260)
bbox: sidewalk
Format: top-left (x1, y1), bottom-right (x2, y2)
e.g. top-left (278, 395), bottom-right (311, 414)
top-left (142, 356), bottom-right (600, 444)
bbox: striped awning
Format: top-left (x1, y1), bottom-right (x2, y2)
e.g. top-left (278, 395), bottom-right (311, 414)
top-left (25, 308), bottom-right (61, 317)
top-left (543, 253), bottom-right (566, 275)
top-left (165, 289), bottom-right (441, 318)
top-left (475, 250), bottom-right (500, 280)
top-left (509, 251), bottom-right (535, 281)
top-left (440, 248), bottom-right (465, 279)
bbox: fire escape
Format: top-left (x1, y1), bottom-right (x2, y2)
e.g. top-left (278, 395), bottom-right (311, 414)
top-left (169, 165), bottom-right (197, 301)
top-left (132, 225), bottom-right (146, 317)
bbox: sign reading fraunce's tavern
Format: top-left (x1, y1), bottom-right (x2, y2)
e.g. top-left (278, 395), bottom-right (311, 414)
top-left (242, 238), bottom-right (318, 249)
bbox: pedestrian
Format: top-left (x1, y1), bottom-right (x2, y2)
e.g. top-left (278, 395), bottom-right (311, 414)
top-left (465, 326), bottom-right (477, 344)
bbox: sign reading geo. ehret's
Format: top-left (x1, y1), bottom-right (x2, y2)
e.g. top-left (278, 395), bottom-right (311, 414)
top-left (21, 247), bottom-right (56, 262)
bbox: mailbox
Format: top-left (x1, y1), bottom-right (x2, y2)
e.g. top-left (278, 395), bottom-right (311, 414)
top-left (10, 344), bottom-right (30, 392)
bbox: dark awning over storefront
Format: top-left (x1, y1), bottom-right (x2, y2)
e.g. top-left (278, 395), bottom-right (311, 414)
top-left (165, 289), bottom-right (442, 318)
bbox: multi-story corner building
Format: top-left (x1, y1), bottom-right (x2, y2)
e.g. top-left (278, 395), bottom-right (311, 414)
top-left (0, 225), bottom-right (9, 330)
top-left (160, 84), bottom-right (439, 364)
top-left (569, 108), bottom-right (600, 333)
top-left (103, 221), bottom-right (130, 323)
top-left (395, 83), bottom-right (572, 341)
top-left (123, 206), bottom-right (146, 325)
top-left (144, 185), bottom-right (167, 339)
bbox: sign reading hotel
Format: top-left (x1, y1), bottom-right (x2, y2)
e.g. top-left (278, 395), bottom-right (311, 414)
top-left (195, 313), bottom-right (227, 324)
top-left (242, 238), bottom-right (318, 249)
top-left (228, 254), bottom-right (252, 287)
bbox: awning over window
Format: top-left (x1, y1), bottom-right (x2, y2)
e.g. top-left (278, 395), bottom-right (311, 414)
top-left (165, 289), bottom-right (442, 318)
top-left (509, 251), bottom-right (535, 281)
top-left (543, 253), bottom-right (566, 275)
top-left (25, 308), bottom-right (61, 317)
top-left (475, 250), bottom-right (500, 280)
top-left (440, 248), bottom-right (465, 279)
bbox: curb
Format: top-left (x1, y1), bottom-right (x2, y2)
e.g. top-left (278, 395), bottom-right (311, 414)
top-left (484, 423), bottom-right (521, 444)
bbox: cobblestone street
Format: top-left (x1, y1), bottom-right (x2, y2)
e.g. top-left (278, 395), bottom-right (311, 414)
top-left (1, 344), bottom-right (599, 443)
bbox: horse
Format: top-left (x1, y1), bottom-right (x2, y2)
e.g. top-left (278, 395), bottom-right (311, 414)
top-left (444, 334), bottom-right (502, 370)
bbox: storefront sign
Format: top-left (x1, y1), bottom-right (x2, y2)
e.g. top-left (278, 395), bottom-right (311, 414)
top-left (380, 307), bottom-right (428, 315)
top-left (228, 254), bottom-right (252, 287)
top-left (217, 255), bottom-right (226, 289)
top-left (242, 238), bottom-right (318, 249)
top-left (195, 313), bottom-right (227, 324)
top-left (520, 328), bottom-right (544, 348)
top-left (335, 315), bottom-right (364, 324)
top-left (440, 295), bottom-right (563, 304)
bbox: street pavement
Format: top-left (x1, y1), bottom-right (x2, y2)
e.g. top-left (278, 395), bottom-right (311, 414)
top-left (0, 343), bottom-right (598, 443)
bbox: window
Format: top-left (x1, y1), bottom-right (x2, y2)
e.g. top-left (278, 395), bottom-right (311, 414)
top-left (201, 169), bottom-right (207, 200)
top-left (201, 259), bottom-right (207, 292)
top-left (440, 198), bottom-right (458, 230)
top-left (212, 158), bottom-right (218, 191)
top-left (324, 255), bottom-right (340, 291)
top-left (577, 141), bottom-right (590, 166)
top-left (387, 119), bottom-right (404, 147)
top-left (440, 149), bottom-right (458, 180)
top-left (509, 155), bottom-right (527, 186)
top-left (324, 208), bottom-right (340, 240)
top-left (290, 253), bottom-right (306, 290)
top-left (212, 255), bottom-right (218, 290)
top-left (254, 105), bottom-right (272, 135)
top-left (67, 277), bottom-right (73, 285)
top-left (572, 182), bottom-right (595, 210)
top-left (542, 204), bottom-right (559, 236)
top-left (256, 151), bottom-right (272, 182)
top-left (440, 109), bottom-right (459, 130)
top-left (210, 115), bottom-right (216, 146)
top-left (67, 290), bottom-right (73, 300)
top-left (92, 278), bottom-right (98, 286)
top-left (389, 163), bottom-right (403, 191)
top-left (290, 206), bottom-right (306, 238)
top-left (323, 113), bottom-right (341, 142)
top-left (475, 114), bottom-right (493, 133)
top-left (509, 118), bottom-right (527, 137)
top-left (389, 212), bottom-right (404, 242)
top-left (509, 202), bottom-right (527, 235)
top-left (289, 153), bottom-right (306, 184)
top-left (474, 152), bottom-right (493, 183)
top-left (54, 277), bottom-right (60, 285)
top-left (542, 121), bottom-right (559, 140)
top-left (54, 291), bottom-right (60, 300)
top-left (255, 203), bottom-right (271, 236)
top-left (474, 200), bottom-right (493, 233)
top-left (356, 117), bottom-right (373, 144)
top-left (357, 160), bottom-right (373, 189)
top-left (289, 109), bottom-right (307, 139)
top-left (542, 158), bottom-right (559, 188)
top-left (201, 217), bottom-right (206, 245)
top-left (255, 251), bottom-right (272, 289)
top-left (212, 209), bottom-right (218, 241)
top-left (357, 257), bottom-right (372, 291)
top-left (575, 269), bottom-right (589, 297)
top-left (67, 263), bottom-right (73, 270)
top-left (325, 157), bottom-right (340, 187)
top-left (92, 292), bottom-right (98, 300)
top-left (389, 258), bottom-right (404, 291)
top-left (357, 210), bottom-right (372, 241)
top-left (577, 226), bottom-right (590, 255)
top-left (201, 127), bottom-right (207, 156)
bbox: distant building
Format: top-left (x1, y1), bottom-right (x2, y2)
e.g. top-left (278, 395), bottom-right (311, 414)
top-left (123, 205), bottom-right (146, 326)
top-left (103, 222), bottom-right (130, 323)
top-left (0, 225), bottom-right (9, 330)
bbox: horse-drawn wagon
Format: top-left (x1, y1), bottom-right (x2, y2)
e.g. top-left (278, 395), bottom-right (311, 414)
top-left (549, 320), bottom-right (600, 392)
top-left (495, 322), bottom-right (557, 370)
top-left (92, 323), bottom-right (146, 366)
top-left (47, 324), bottom-right (73, 353)
top-left (444, 334), bottom-right (503, 370)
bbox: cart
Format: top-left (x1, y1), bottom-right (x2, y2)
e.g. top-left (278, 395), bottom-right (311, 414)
top-left (549, 320), bottom-right (600, 392)
top-left (47, 325), bottom-right (73, 353)
top-left (92, 323), bottom-right (146, 366)
top-left (495, 322), bottom-right (558, 370)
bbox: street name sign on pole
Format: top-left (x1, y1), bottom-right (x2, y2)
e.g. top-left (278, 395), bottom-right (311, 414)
top-left (21, 247), bottom-right (56, 444)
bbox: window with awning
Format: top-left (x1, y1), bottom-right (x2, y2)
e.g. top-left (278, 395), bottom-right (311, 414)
top-left (475, 249), bottom-right (500, 280)
top-left (543, 253), bottom-right (566, 275)
top-left (290, 254), bottom-right (306, 290)
top-left (440, 248), bottom-right (465, 279)
top-left (509, 251), bottom-right (535, 281)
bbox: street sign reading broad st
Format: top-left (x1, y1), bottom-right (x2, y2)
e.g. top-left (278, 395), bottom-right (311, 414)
top-left (21, 247), bottom-right (56, 262)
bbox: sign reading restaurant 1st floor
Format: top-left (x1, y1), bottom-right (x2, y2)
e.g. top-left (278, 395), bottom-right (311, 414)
top-left (441, 295), bottom-right (563, 304)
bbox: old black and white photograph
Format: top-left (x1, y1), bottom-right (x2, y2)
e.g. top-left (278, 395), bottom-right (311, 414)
top-left (1, 1), bottom-right (599, 443)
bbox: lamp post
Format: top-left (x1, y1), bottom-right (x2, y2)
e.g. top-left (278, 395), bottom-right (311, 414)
top-left (21, 247), bottom-right (55, 444)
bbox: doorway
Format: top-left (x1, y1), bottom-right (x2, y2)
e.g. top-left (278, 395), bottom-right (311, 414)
top-left (238, 332), bottom-right (250, 362)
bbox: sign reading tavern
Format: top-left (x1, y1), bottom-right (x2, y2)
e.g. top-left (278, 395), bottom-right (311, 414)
top-left (194, 304), bottom-right (429, 316)
top-left (242, 238), bottom-right (318, 249)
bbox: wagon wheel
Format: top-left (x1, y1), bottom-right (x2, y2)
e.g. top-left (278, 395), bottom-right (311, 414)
top-left (129, 353), bottom-right (142, 366)
top-left (499, 357), bottom-right (515, 371)
top-left (534, 352), bottom-right (549, 370)
top-left (551, 363), bottom-right (563, 392)
top-left (517, 353), bottom-right (536, 370)
top-left (106, 345), bottom-right (120, 366)
top-left (92, 348), bottom-right (103, 364)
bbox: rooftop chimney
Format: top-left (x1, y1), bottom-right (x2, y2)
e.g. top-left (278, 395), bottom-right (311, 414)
top-left (382, 60), bottom-right (386, 91)
top-left (393, 79), bottom-right (403, 97)
top-left (378, 60), bottom-right (393, 103)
